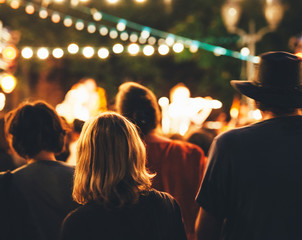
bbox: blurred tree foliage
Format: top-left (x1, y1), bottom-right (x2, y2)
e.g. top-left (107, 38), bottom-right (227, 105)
top-left (1, 0), bottom-right (302, 112)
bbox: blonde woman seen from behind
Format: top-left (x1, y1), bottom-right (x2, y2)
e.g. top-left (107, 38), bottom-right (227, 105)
top-left (60, 112), bottom-right (187, 240)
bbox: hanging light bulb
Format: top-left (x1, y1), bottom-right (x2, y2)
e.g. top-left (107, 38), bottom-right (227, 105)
top-left (51, 12), bottom-right (61, 23)
top-left (87, 23), bottom-right (96, 33)
top-left (25, 3), bottom-right (35, 14)
top-left (75, 20), bottom-right (85, 31)
top-left (52, 48), bottom-right (64, 58)
top-left (128, 43), bottom-right (140, 55)
top-left (63, 16), bottom-right (73, 27)
top-left (117, 20), bottom-right (127, 31)
top-left (98, 48), bottom-right (110, 59)
top-left (21, 47), bottom-right (34, 59)
top-left (82, 46), bottom-right (94, 58)
top-left (112, 43), bottom-right (124, 54)
top-left (68, 43), bottom-right (79, 54)
top-left (39, 8), bottom-right (48, 19)
top-left (37, 47), bottom-right (49, 59)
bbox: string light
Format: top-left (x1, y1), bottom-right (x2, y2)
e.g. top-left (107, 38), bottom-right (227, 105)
top-left (52, 48), bottom-right (64, 58)
top-left (0, 74), bottom-right (17, 93)
top-left (173, 42), bottom-right (184, 53)
top-left (25, 3), bottom-right (35, 14)
top-left (87, 23), bottom-right (96, 33)
top-left (158, 44), bottom-right (169, 55)
top-left (99, 26), bottom-right (109, 36)
top-left (2, 45), bottom-right (18, 61)
top-left (120, 32), bottom-right (129, 41)
top-left (21, 47), bottom-right (34, 59)
top-left (128, 43), bottom-right (139, 55)
top-left (98, 48), bottom-right (109, 59)
top-left (143, 45), bottom-right (154, 56)
top-left (112, 43), bottom-right (124, 54)
top-left (109, 29), bottom-right (118, 39)
top-left (63, 16), bottom-right (73, 27)
top-left (37, 47), bottom-right (49, 59)
top-left (148, 37), bottom-right (157, 45)
top-left (82, 46), bottom-right (94, 58)
top-left (117, 19), bottom-right (127, 32)
top-left (10, 0), bottom-right (20, 9)
top-left (51, 12), bottom-right (61, 23)
top-left (75, 20), bottom-right (85, 31)
top-left (68, 43), bottom-right (79, 54)
top-left (130, 33), bottom-right (138, 43)
top-left (39, 8), bottom-right (48, 19)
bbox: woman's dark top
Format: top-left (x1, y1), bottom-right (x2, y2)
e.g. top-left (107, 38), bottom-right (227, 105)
top-left (60, 189), bottom-right (187, 240)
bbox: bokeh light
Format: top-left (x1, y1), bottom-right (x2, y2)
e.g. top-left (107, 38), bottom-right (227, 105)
top-left (173, 42), bottom-right (184, 53)
top-left (21, 47), bottom-right (34, 59)
top-left (117, 20), bottom-right (127, 31)
top-left (120, 32), bottom-right (129, 41)
top-left (75, 20), bottom-right (85, 31)
top-left (112, 43), bottom-right (124, 54)
top-left (52, 48), bottom-right (64, 58)
top-left (0, 93), bottom-right (5, 111)
top-left (87, 23), bottom-right (96, 33)
top-left (99, 26), bottom-right (109, 36)
top-left (25, 3), bottom-right (35, 14)
top-left (2, 46), bottom-right (18, 61)
top-left (109, 29), bottom-right (118, 39)
top-left (0, 74), bottom-right (17, 93)
top-left (128, 43), bottom-right (140, 55)
top-left (63, 16), bottom-right (73, 27)
top-left (82, 46), bottom-right (94, 58)
top-left (143, 45), bottom-right (155, 56)
top-left (158, 44), bottom-right (169, 55)
top-left (51, 12), bottom-right (61, 23)
top-left (68, 43), bottom-right (79, 54)
top-left (98, 48), bottom-right (109, 59)
top-left (39, 8), bottom-right (48, 19)
top-left (37, 47), bottom-right (49, 59)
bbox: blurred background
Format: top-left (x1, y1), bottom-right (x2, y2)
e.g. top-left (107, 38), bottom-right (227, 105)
top-left (0, 0), bottom-right (302, 136)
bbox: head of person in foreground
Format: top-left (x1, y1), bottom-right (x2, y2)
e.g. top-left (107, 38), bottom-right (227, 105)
top-left (73, 112), bottom-right (154, 208)
top-left (6, 101), bottom-right (66, 160)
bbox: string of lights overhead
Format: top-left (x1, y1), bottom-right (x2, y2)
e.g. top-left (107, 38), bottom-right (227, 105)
top-left (0, 0), bottom-right (259, 63)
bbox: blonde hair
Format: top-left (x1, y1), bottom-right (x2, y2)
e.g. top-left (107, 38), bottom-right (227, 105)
top-left (73, 112), bottom-right (154, 208)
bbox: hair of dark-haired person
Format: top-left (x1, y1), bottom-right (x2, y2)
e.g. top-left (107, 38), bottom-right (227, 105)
top-left (73, 112), bottom-right (154, 208)
top-left (115, 82), bottom-right (161, 136)
top-left (255, 101), bottom-right (300, 117)
top-left (6, 101), bottom-right (66, 159)
top-left (186, 129), bottom-right (215, 156)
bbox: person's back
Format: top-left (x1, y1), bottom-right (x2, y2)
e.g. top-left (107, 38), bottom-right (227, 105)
top-left (115, 82), bottom-right (206, 239)
top-left (0, 101), bottom-right (78, 240)
top-left (195, 52), bottom-right (302, 240)
top-left (199, 115), bottom-right (302, 239)
top-left (145, 133), bottom-right (205, 238)
top-left (10, 160), bottom-right (76, 240)
top-left (61, 189), bottom-right (186, 240)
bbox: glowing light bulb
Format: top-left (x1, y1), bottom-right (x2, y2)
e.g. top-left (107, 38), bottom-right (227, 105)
top-left (189, 44), bottom-right (199, 53)
top-left (240, 47), bottom-right (250, 56)
top-left (0, 74), bottom-right (17, 93)
top-left (68, 43), bottom-right (79, 54)
top-left (39, 8), bottom-right (48, 19)
top-left (98, 48), bottom-right (109, 59)
top-left (130, 33), bottom-right (138, 42)
top-left (51, 12), bottom-right (61, 23)
top-left (2, 46), bottom-right (18, 61)
top-left (75, 20), bottom-right (85, 31)
top-left (112, 43), bottom-right (124, 54)
top-left (99, 26), bottom-right (108, 36)
top-left (173, 42), bottom-right (184, 53)
top-left (128, 43), bottom-right (139, 55)
top-left (141, 27), bottom-right (151, 39)
top-left (158, 44), bottom-right (169, 55)
top-left (117, 20), bottom-right (127, 31)
top-left (120, 32), bottom-right (129, 41)
top-left (148, 37), bottom-right (156, 45)
top-left (213, 47), bottom-right (227, 56)
top-left (52, 48), bottom-right (64, 58)
top-left (82, 46), bottom-right (94, 58)
top-left (165, 35), bottom-right (175, 46)
top-left (92, 11), bottom-right (102, 21)
top-left (25, 3), bottom-right (35, 14)
top-left (87, 23), bottom-right (96, 33)
top-left (21, 47), bottom-right (33, 59)
top-left (37, 47), bottom-right (49, 59)
top-left (63, 16), bottom-right (73, 27)
top-left (143, 45), bottom-right (154, 56)
top-left (10, 0), bottom-right (20, 9)
top-left (158, 97), bottom-right (169, 107)
top-left (109, 30), bottom-right (118, 39)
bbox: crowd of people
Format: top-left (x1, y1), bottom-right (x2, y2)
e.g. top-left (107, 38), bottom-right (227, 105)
top-left (0, 51), bottom-right (302, 240)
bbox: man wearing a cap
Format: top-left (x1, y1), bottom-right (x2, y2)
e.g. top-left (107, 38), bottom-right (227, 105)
top-left (195, 51), bottom-right (302, 240)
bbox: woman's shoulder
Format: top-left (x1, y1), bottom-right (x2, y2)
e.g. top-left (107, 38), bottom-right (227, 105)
top-left (144, 189), bottom-right (180, 211)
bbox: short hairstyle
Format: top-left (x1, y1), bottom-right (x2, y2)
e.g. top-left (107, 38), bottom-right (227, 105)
top-left (6, 101), bottom-right (66, 159)
top-left (115, 82), bottom-right (161, 136)
top-left (73, 112), bottom-right (154, 207)
top-left (255, 101), bottom-right (299, 117)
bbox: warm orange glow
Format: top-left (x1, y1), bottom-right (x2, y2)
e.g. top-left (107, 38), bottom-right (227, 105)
top-left (295, 52), bottom-right (302, 59)
top-left (2, 45), bottom-right (18, 61)
top-left (0, 74), bottom-right (17, 93)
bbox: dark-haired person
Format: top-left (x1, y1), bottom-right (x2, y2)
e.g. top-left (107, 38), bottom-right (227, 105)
top-left (195, 52), bottom-right (302, 240)
top-left (60, 112), bottom-right (187, 240)
top-left (0, 101), bottom-right (78, 240)
top-left (115, 82), bottom-right (206, 240)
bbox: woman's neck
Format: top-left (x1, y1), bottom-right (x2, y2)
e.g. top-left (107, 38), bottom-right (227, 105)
top-left (28, 151), bottom-right (57, 163)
